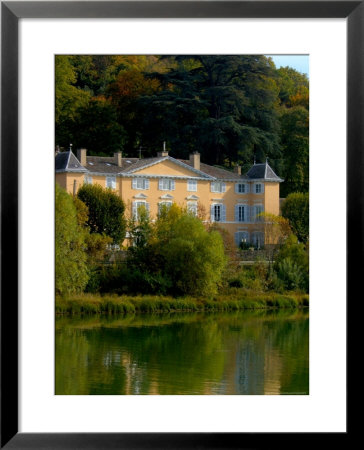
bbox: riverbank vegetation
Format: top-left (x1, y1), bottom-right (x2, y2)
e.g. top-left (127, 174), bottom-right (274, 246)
top-left (56, 184), bottom-right (309, 312)
top-left (56, 291), bottom-right (309, 315)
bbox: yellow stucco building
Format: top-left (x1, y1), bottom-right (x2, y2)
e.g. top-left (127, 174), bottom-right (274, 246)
top-left (55, 148), bottom-right (283, 247)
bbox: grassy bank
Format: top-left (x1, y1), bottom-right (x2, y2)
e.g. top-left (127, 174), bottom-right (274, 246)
top-left (56, 290), bottom-right (309, 315)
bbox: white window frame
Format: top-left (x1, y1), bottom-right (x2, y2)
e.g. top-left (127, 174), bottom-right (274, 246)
top-left (106, 176), bottom-right (116, 190)
top-left (158, 201), bottom-right (173, 215)
top-left (132, 178), bottom-right (149, 190)
top-left (210, 181), bottom-right (226, 193)
top-left (84, 175), bottom-right (93, 185)
top-left (133, 201), bottom-right (149, 220)
top-left (187, 201), bottom-right (198, 216)
top-left (159, 178), bottom-right (175, 191)
top-left (187, 179), bottom-right (197, 192)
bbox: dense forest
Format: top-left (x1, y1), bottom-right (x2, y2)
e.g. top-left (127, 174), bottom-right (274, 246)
top-left (55, 55), bottom-right (309, 197)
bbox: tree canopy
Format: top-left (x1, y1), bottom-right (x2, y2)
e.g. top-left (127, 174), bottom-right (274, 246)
top-left (56, 55), bottom-right (309, 196)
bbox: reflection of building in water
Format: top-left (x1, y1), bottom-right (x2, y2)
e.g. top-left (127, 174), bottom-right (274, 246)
top-left (233, 341), bottom-right (266, 395)
top-left (263, 349), bottom-right (283, 395)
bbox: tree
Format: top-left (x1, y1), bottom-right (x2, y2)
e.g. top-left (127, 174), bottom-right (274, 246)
top-left (126, 204), bottom-right (226, 296)
top-left (274, 234), bottom-right (309, 292)
top-left (67, 97), bottom-right (127, 155)
top-left (281, 192), bottom-right (309, 243)
top-left (55, 184), bottom-right (89, 295)
top-left (140, 55), bottom-right (281, 166)
top-left (55, 56), bottom-right (90, 145)
top-left (279, 107), bottom-right (309, 196)
top-left (77, 184), bottom-right (126, 245)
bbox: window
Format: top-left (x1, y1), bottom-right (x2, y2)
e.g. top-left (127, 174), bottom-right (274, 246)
top-left (211, 181), bottom-right (226, 193)
top-left (132, 201), bottom-right (149, 220)
top-left (254, 183), bottom-right (263, 194)
top-left (187, 201), bottom-right (198, 216)
top-left (158, 201), bottom-right (172, 215)
top-left (106, 176), bottom-right (116, 190)
top-left (251, 232), bottom-right (264, 249)
top-left (132, 178), bottom-right (149, 190)
top-left (210, 203), bottom-right (226, 222)
top-left (84, 175), bottom-right (92, 185)
top-left (235, 183), bottom-right (249, 194)
top-left (235, 204), bottom-right (249, 222)
top-left (235, 231), bottom-right (249, 247)
top-left (158, 178), bottom-right (175, 191)
top-left (253, 205), bottom-right (264, 222)
top-left (187, 179), bottom-right (197, 192)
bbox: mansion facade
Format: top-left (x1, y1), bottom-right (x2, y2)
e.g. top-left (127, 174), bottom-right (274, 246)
top-left (55, 148), bottom-right (283, 247)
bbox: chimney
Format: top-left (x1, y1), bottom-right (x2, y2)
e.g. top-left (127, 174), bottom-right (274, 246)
top-left (77, 148), bottom-right (87, 167)
top-left (114, 152), bottom-right (122, 167)
top-left (157, 142), bottom-right (169, 157)
top-left (189, 152), bottom-right (200, 171)
top-left (234, 165), bottom-right (242, 175)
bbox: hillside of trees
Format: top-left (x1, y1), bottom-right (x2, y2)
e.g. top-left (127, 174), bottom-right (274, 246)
top-left (56, 55), bottom-right (309, 197)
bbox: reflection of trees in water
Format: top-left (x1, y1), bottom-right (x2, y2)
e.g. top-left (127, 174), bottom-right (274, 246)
top-left (55, 310), bottom-right (308, 395)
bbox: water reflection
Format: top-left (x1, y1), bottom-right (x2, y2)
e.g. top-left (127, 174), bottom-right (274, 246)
top-left (56, 310), bottom-right (309, 395)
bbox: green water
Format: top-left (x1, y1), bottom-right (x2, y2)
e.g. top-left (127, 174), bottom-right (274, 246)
top-left (56, 309), bottom-right (309, 395)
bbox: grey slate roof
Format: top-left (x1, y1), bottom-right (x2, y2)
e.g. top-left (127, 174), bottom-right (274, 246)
top-left (179, 160), bottom-right (246, 180)
top-left (55, 151), bottom-right (88, 173)
top-left (246, 162), bottom-right (283, 181)
top-left (55, 151), bottom-right (282, 182)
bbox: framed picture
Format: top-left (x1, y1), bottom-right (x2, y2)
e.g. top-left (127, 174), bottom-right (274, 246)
top-left (1, 1), bottom-right (354, 447)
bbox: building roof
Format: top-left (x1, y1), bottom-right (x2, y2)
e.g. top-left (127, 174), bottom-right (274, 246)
top-left (55, 151), bottom-right (88, 173)
top-left (179, 160), bottom-right (247, 180)
top-left (55, 151), bottom-right (282, 182)
top-left (246, 161), bottom-right (283, 181)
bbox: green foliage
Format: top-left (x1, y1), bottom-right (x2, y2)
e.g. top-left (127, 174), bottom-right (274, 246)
top-left (55, 184), bottom-right (89, 295)
top-left (279, 107), bottom-right (309, 196)
top-left (274, 234), bottom-right (309, 292)
top-left (77, 184), bottom-right (126, 244)
top-left (125, 205), bottom-right (226, 297)
top-left (276, 259), bottom-right (304, 291)
top-left (281, 192), bottom-right (309, 243)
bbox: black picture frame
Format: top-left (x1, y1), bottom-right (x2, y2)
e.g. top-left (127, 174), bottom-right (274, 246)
top-left (1, 1), bottom-right (355, 448)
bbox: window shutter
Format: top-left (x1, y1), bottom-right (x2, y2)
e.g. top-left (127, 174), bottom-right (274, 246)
top-left (132, 202), bottom-right (137, 219)
top-left (132, 178), bottom-right (137, 189)
top-left (222, 183), bottom-right (226, 193)
top-left (235, 232), bottom-right (240, 246)
top-left (246, 205), bottom-right (250, 222)
top-left (235, 184), bottom-right (239, 194)
top-left (235, 205), bottom-right (239, 222)
top-left (158, 179), bottom-right (163, 190)
top-left (145, 179), bottom-right (150, 190)
top-left (246, 183), bottom-right (250, 194)
top-left (210, 183), bottom-right (215, 193)
top-left (261, 183), bottom-right (265, 193)
top-left (171, 179), bottom-right (175, 191)
top-left (112, 178), bottom-right (116, 190)
top-left (222, 204), bottom-right (226, 222)
top-left (145, 202), bottom-right (150, 216)
top-left (210, 204), bottom-right (215, 222)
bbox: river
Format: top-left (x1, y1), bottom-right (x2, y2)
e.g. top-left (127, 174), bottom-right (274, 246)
top-left (56, 309), bottom-right (309, 395)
